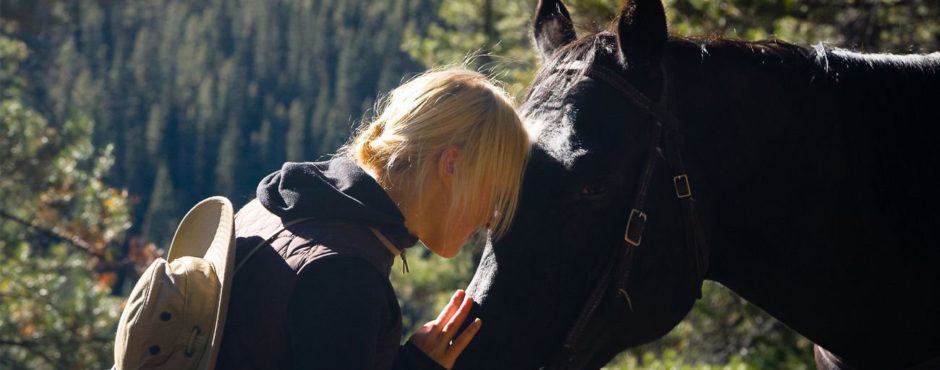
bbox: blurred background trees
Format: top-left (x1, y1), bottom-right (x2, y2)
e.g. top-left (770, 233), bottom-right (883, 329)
top-left (1, 34), bottom-right (131, 369)
top-left (2, 0), bottom-right (938, 368)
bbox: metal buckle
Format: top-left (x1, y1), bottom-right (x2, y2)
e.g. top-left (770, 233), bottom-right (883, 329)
top-left (673, 174), bottom-right (692, 199)
top-left (624, 208), bottom-right (647, 247)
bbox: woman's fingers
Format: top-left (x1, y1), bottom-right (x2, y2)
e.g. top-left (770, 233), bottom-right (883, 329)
top-left (435, 290), bottom-right (465, 325)
top-left (446, 318), bottom-right (482, 362)
top-left (408, 290), bottom-right (476, 369)
top-left (408, 291), bottom-right (481, 369)
top-left (441, 295), bottom-right (473, 341)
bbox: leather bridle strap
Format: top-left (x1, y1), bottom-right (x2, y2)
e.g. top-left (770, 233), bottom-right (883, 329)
top-left (587, 63), bottom-right (709, 287)
top-left (543, 62), bottom-right (710, 370)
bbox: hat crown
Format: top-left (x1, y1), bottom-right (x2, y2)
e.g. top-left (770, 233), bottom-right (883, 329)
top-left (115, 257), bottom-right (219, 369)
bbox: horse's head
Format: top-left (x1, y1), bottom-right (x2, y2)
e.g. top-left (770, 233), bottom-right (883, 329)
top-left (455, 0), bottom-right (709, 368)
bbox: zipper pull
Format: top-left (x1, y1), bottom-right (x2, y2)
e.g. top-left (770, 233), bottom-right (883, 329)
top-left (368, 226), bottom-right (409, 274)
top-left (400, 251), bottom-right (410, 274)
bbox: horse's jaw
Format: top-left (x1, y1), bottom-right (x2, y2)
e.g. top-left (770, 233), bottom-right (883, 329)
top-left (453, 245), bottom-right (570, 370)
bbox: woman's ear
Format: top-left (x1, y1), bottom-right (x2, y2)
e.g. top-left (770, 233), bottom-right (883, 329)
top-left (438, 146), bottom-right (460, 189)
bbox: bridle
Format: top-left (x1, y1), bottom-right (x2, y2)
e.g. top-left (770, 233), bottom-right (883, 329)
top-left (543, 60), bottom-right (711, 369)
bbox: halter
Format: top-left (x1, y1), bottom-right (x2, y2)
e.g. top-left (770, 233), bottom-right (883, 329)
top-left (543, 61), bottom-right (711, 369)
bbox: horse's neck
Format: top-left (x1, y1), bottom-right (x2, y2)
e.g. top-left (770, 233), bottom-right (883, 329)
top-left (669, 42), bottom-right (940, 366)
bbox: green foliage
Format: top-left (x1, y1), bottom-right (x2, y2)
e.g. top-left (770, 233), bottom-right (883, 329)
top-left (0, 35), bottom-right (29, 99)
top-left (5, 0), bottom-right (438, 246)
top-left (605, 282), bottom-right (814, 369)
top-left (666, 0), bottom-right (940, 53)
top-left (603, 349), bottom-right (751, 370)
top-left (1, 34), bottom-right (131, 370)
top-left (402, 0), bottom-right (539, 98)
top-left (0, 243), bottom-right (122, 370)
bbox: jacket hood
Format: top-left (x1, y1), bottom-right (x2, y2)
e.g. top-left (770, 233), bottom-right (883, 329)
top-left (256, 156), bottom-right (418, 250)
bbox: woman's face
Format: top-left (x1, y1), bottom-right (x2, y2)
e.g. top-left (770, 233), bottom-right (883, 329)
top-left (423, 160), bottom-right (493, 258)
top-left (403, 147), bottom-right (495, 259)
top-left (418, 181), bottom-right (490, 258)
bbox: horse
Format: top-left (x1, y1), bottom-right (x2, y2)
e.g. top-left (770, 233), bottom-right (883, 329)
top-left (453, 0), bottom-right (940, 369)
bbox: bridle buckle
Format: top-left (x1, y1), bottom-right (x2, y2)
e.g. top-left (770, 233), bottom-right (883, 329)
top-left (624, 208), bottom-right (647, 247)
top-left (673, 174), bottom-right (692, 199)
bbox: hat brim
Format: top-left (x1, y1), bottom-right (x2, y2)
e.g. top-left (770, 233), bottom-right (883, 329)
top-left (167, 196), bottom-right (235, 370)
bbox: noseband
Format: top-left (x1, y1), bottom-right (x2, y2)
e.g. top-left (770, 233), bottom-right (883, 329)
top-left (544, 61), bottom-right (711, 369)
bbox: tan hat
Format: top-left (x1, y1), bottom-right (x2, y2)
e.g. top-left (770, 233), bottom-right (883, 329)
top-left (114, 196), bottom-right (235, 370)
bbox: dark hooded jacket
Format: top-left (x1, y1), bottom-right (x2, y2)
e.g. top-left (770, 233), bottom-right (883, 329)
top-left (216, 156), bottom-right (443, 370)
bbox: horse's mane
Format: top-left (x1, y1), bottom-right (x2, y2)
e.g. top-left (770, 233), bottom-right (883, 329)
top-left (822, 47), bottom-right (940, 73)
top-left (524, 31), bottom-right (940, 111)
top-left (670, 36), bottom-right (940, 77)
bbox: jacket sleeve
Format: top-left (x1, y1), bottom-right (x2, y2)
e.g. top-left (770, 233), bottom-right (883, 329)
top-left (286, 257), bottom-right (444, 370)
top-left (392, 341), bottom-right (446, 370)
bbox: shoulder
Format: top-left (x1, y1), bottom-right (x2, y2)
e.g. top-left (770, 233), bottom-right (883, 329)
top-left (294, 256), bottom-right (394, 303)
top-left (234, 199), bottom-right (283, 240)
top-left (234, 199), bottom-right (398, 276)
top-left (289, 256), bottom-right (399, 328)
top-left (298, 255), bottom-right (386, 284)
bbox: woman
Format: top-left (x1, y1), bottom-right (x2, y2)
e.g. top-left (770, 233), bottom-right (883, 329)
top-left (216, 68), bottom-right (531, 369)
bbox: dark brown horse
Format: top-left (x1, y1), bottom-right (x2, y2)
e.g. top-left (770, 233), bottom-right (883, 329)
top-left (454, 0), bottom-right (940, 369)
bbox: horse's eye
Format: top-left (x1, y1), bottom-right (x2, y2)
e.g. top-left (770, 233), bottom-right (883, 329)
top-left (580, 184), bottom-right (608, 197)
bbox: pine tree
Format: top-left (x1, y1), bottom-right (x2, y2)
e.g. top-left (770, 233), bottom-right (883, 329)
top-left (286, 98), bottom-right (307, 161)
top-left (140, 161), bottom-right (180, 246)
top-left (0, 35), bottom-right (131, 370)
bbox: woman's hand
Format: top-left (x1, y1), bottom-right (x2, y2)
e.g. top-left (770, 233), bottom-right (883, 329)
top-left (408, 289), bottom-right (482, 369)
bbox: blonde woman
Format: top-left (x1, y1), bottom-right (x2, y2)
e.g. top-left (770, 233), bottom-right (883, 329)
top-left (216, 68), bottom-right (531, 370)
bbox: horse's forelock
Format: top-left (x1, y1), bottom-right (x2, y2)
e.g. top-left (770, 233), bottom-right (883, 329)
top-left (522, 33), bottom-right (615, 118)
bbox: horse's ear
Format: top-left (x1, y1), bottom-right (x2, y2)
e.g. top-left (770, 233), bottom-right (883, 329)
top-left (533, 0), bottom-right (576, 60)
top-left (614, 0), bottom-right (668, 68)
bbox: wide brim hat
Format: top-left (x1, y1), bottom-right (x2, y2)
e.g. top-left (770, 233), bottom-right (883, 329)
top-left (165, 196), bottom-right (235, 369)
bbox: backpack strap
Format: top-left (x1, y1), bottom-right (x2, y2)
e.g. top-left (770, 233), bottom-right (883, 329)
top-left (234, 217), bottom-right (314, 274)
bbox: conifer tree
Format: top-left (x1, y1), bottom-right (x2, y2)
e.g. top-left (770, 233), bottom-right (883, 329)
top-left (0, 35), bottom-right (131, 370)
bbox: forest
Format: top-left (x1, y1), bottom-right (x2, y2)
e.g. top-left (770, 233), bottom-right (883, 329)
top-left (2, 0), bottom-right (939, 369)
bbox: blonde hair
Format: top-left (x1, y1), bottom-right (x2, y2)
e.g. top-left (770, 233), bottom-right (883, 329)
top-left (341, 68), bottom-right (530, 239)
